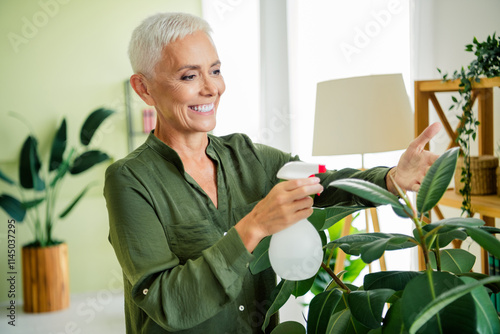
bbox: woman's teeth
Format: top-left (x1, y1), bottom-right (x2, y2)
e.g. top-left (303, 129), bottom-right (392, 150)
top-left (190, 103), bottom-right (214, 113)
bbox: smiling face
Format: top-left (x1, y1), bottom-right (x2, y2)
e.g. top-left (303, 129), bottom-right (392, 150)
top-left (132, 30), bottom-right (225, 141)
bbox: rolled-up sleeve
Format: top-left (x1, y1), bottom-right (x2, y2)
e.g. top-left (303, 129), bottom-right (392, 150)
top-left (314, 167), bottom-right (391, 207)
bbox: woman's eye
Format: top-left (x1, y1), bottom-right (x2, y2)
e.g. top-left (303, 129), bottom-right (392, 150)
top-left (182, 74), bottom-right (196, 81)
top-left (212, 69), bottom-right (221, 76)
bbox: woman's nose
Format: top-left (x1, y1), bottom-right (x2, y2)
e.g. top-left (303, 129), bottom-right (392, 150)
top-left (200, 76), bottom-right (218, 96)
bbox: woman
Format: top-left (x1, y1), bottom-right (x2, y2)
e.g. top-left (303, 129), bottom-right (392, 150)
top-left (104, 12), bottom-right (440, 334)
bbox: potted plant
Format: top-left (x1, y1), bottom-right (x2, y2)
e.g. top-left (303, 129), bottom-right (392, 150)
top-left (251, 147), bottom-right (500, 333)
top-left (0, 108), bottom-right (115, 312)
top-left (438, 33), bottom-right (500, 217)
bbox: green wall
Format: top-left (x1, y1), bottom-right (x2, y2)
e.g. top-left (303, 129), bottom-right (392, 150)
top-left (0, 0), bottom-right (201, 304)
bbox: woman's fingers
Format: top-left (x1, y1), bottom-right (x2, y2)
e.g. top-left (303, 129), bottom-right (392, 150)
top-left (253, 178), bottom-right (322, 234)
top-left (393, 122), bottom-right (442, 191)
top-left (409, 122), bottom-right (442, 152)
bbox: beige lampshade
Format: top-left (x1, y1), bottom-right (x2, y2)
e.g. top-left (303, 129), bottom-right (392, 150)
top-left (312, 74), bottom-right (414, 156)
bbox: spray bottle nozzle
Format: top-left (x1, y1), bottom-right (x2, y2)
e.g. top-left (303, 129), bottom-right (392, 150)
top-left (277, 162), bottom-right (326, 180)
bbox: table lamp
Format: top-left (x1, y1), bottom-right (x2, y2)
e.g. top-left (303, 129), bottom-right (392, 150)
top-left (312, 73), bottom-right (414, 272)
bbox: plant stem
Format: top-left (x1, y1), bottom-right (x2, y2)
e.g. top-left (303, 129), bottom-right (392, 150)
top-left (321, 262), bottom-right (351, 293)
top-left (425, 267), bottom-right (443, 333)
top-left (388, 172), bottom-right (434, 271)
top-left (414, 216), bottom-right (431, 270)
top-left (325, 248), bottom-right (334, 269)
top-left (434, 238), bottom-right (441, 271)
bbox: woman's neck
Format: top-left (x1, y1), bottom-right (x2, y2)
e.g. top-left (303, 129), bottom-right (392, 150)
top-left (154, 124), bottom-right (209, 162)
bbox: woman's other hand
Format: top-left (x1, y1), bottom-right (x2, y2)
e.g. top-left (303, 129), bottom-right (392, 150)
top-left (387, 122), bottom-right (442, 194)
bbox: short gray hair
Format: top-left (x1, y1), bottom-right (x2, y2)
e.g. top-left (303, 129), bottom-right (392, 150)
top-left (128, 12), bottom-right (212, 77)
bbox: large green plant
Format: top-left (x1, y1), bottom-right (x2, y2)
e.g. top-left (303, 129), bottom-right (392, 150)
top-left (252, 147), bottom-right (500, 334)
top-left (0, 108), bottom-right (115, 247)
top-left (438, 33), bottom-right (500, 217)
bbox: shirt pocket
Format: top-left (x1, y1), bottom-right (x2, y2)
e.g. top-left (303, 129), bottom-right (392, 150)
top-left (165, 219), bottom-right (221, 264)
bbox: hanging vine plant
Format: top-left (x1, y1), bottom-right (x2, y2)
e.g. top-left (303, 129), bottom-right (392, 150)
top-left (438, 33), bottom-right (500, 217)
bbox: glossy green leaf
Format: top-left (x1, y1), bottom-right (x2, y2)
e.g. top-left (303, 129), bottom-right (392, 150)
top-left (292, 275), bottom-right (316, 297)
top-left (458, 272), bottom-right (500, 294)
top-left (326, 308), bottom-right (351, 334)
top-left (419, 218), bottom-right (484, 248)
top-left (348, 289), bottom-right (395, 329)
top-left (416, 147), bottom-right (459, 214)
top-left (429, 249), bottom-right (475, 274)
top-left (431, 230), bottom-right (467, 249)
top-left (466, 227), bottom-right (500, 258)
top-left (424, 217), bottom-right (485, 229)
top-left (319, 229), bottom-right (327, 247)
top-left (407, 275), bottom-right (500, 334)
top-left (69, 150), bottom-right (110, 174)
top-left (19, 136), bottom-right (45, 190)
top-left (308, 208), bottom-right (327, 230)
top-left (80, 108), bottom-right (115, 146)
top-left (262, 280), bottom-right (295, 331)
top-left (49, 118), bottom-right (67, 171)
top-left (460, 277), bottom-right (500, 334)
top-left (392, 203), bottom-right (413, 219)
top-left (330, 233), bottom-right (416, 262)
top-left (271, 321), bottom-right (306, 334)
top-left (364, 271), bottom-right (422, 291)
top-left (307, 289), bottom-right (342, 334)
top-left (0, 194), bottom-right (26, 221)
top-left (360, 236), bottom-right (413, 264)
top-left (0, 168), bottom-right (14, 185)
top-left (250, 236), bottom-right (271, 274)
top-left (381, 298), bottom-right (409, 334)
top-left (329, 179), bottom-right (402, 208)
top-left (481, 226), bottom-right (500, 234)
top-left (402, 271), bottom-right (476, 334)
top-left (58, 185), bottom-right (91, 219)
top-left (311, 271), bottom-right (334, 295)
top-left (311, 206), bottom-right (365, 231)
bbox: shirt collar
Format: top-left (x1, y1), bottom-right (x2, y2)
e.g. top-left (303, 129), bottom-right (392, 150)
top-left (145, 131), bottom-right (220, 172)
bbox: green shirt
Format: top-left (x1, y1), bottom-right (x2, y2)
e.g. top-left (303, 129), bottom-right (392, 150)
top-left (104, 132), bottom-right (390, 333)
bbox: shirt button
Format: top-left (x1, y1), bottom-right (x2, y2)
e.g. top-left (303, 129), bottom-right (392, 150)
top-left (143, 288), bottom-right (148, 295)
top-left (239, 305), bottom-right (244, 312)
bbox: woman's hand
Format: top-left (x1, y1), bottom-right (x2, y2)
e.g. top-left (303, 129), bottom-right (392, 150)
top-left (387, 122), bottom-right (442, 194)
top-left (235, 177), bottom-right (323, 252)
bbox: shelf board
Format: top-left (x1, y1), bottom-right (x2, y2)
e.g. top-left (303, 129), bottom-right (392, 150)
top-left (439, 189), bottom-right (500, 218)
top-left (417, 77), bottom-right (500, 92)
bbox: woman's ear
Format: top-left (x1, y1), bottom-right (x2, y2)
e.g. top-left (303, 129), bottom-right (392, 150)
top-left (130, 74), bottom-right (155, 106)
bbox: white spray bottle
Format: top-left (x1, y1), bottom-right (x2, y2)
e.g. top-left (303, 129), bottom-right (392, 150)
top-left (268, 161), bottom-right (326, 280)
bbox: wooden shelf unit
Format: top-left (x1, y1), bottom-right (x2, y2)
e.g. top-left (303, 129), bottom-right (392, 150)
top-left (440, 190), bottom-right (500, 218)
top-left (414, 77), bottom-right (500, 274)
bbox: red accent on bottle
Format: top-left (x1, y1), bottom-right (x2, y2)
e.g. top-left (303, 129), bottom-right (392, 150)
top-left (318, 165), bottom-right (327, 173)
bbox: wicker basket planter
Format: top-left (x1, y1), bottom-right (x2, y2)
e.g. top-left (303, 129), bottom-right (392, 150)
top-left (454, 155), bottom-right (499, 195)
